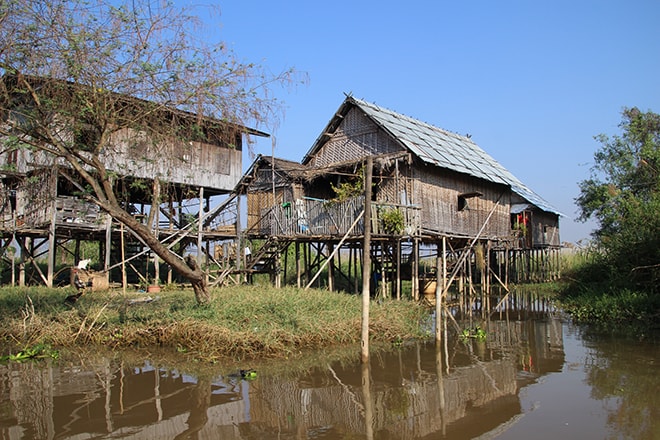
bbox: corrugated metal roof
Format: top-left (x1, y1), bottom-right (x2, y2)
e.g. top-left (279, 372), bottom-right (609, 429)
top-left (349, 97), bottom-right (561, 215)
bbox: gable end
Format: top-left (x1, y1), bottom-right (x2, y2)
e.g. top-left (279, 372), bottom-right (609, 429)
top-left (306, 107), bottom-right (403, 167)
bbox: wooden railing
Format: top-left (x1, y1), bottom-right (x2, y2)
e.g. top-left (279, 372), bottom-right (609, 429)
top-left (257, 196), bottom-right (421, 238)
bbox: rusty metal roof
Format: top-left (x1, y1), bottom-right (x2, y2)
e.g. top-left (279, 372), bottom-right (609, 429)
top-left (317, 96), bottom-right (561, 215)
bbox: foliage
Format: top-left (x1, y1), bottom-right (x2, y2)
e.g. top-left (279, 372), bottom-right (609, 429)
top-left (380, 208), bottom-right (405, 234)
top-left (330, 167), bottom-right (364, 202)
top-left (561, 289), bottom-right (658, 329)
top-left (574, 107), bottom-right (660, 296)
top-left (0, 0), bottom-right (303, 304)
top-left (559, 248), bottom-right (660, 332)
top-left (460, 326), bottom-right (487, 341)
top-left (513, 220), bottom-right (527, 238)
top-left (1, 343), bottom-right (58, 363)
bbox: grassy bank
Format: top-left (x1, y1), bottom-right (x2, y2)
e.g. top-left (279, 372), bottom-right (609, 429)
top-left (558, 250), bottom-right (660, 334)
top-left (0, 285), bottom-right (431, 361)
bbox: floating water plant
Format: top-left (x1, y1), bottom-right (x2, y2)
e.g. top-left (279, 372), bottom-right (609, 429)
top-left (1, 344), bottom-right (59, 363)
top-left (460, 326), bottom-right (487, 341)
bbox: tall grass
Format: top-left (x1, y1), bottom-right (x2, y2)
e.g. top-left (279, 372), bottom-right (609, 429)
top-left (558, 249), bottom-right (660, 334)
top-left (0, 285), bottom-right (430, 361)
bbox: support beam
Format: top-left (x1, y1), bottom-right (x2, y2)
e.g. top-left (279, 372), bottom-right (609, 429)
top-left (305, 210), bottom-right (364, 290)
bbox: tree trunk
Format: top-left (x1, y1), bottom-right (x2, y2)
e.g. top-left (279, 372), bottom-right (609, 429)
top-left (186, 255), bottom-right (211, 305)
top-left (101, 200), bottom-right (211, 305)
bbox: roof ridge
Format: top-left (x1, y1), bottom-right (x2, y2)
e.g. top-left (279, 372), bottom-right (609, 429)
top-left (350, 96), bottom-right (472, 143)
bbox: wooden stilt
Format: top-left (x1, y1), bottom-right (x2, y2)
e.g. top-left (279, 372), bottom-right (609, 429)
top-left (396, 239), bottom-right (401, 300)
top-left (296, 241), bottom-right (301, 288)
top-left (361, 156), bottom-right (373, 363)
top-left (412, 238), bottom-right (419, 301)
top-left (104, 214), bottom-right (112, 285)
top-left (328, 242), bottom-right (334, 292)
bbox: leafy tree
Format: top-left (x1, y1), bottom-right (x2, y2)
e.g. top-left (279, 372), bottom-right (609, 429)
top-left (575, 107), bottom-right (660, 294)
top-left (0, 0), bottom-right (300, 304)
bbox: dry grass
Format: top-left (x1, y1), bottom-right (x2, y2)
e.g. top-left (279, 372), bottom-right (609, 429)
top-left (0, 285), bottom-right (431, 361)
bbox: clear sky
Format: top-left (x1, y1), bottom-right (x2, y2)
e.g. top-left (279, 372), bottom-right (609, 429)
top-left (183, 0), bottom-right (659, 244)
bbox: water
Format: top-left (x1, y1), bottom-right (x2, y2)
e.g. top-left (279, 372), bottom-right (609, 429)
top-left (1, 314), bottom-right (658, 439)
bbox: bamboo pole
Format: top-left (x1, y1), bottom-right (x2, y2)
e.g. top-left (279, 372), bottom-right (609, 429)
top-left (305, 210), bottom-right (364, 289)
top-left (328, 242), bottom-right (334, 292)
top-left (412, 238), bottom-right (419, 301)
top-left (439, 195), bottom-right (502, 301)
top-left (396, 239), bottom-right (401, 300)
top-left (121, 223), bottom-right (127, 294)
top-left (361, 156), bottom-right (373, 363)
top-left (296, 242), bottom-right (301, 288)
top-left (435, 238), bottom-right (446, 342)
top-left (197, 186), bottom-right (204, 269)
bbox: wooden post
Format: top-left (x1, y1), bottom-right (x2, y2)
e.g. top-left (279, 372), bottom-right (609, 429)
top-left (396, 239), bottom-right (401, 300)
top-left (296, 241), bottom-right (301, 288)
top-left (235, 193), bottom-right (244, 283)
top-left (105, 213), bottom-right (112, 285)
top-left (197, 186), bottom-right (204, 269)
top-left (361, 156), bottom-right (373, 363)
top-left (274, 249), bottom-right (281, 288)
top-left (18, 237), bottom-right (26, 287)
top-left (412, 238), bottom-right (419, 301)
top-left (435, 241), bottom-right (442, 342)
top-left (353, 246), bottom-right (359, 294)
top-left (302, 241), bottom-right (308, 286)
top-left (47, 169), bottom-right (58, 288)
top-left (121, 222), bottom-right (127, 293)
top-left (328, 242), bottom-right (334, 292)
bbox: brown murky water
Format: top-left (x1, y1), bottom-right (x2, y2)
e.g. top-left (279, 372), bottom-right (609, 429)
top-left (1, 311), bottom-right (659, 439)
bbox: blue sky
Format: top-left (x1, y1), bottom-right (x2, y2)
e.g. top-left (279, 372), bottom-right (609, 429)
top-left (186, 1), bottom-right (659, 243)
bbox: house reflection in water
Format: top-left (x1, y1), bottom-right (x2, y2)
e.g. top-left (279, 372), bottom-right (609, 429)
top-left (0, 317), bottom-right (564, 439)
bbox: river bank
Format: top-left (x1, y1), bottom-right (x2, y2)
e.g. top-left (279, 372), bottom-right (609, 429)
top-left (0, 285), bottom-right (431, 362)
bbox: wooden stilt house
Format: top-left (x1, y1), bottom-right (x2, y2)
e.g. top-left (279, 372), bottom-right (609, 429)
top-left (242, 96), bottom-right (562, 295)
top-left (0, 74), bottom-right (266, 288)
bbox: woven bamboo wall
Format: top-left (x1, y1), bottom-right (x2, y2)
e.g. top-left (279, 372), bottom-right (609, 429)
top-left (246, 165), bottom-right (299, 231)
top-left (16, 171), bottom-right (53, 228)
top-left (413, 166), bottom-right (511, 238)
top-left (530, 209), bottom-right (561, 247)
top-left (308, 108), bottom-right (403, 168)
top-left (373, 164), bottom-right (414, 206)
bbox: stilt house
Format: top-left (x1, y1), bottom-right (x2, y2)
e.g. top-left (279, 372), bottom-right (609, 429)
top-left (0, 74), bottom-right (265, 287)
top-left (242, 96), bottom-right (562, 294)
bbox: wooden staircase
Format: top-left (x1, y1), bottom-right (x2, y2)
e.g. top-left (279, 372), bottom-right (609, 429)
top-left (245, 237), bottom-right (293, 273)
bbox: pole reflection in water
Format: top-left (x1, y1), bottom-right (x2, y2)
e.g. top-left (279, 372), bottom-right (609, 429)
top-left (1, 294), bottom-right (658, 439)
top-left (436, 343), bottom-right (446, 437)
top-left (361, 360), bottom-right (374, 440)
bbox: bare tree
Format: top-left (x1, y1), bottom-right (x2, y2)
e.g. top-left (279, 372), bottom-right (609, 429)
top-left (0, 0), bottom-right (301, 304)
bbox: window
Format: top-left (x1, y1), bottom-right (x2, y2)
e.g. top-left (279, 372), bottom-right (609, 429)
top-left (457, 191), bottom-right (482, 212)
